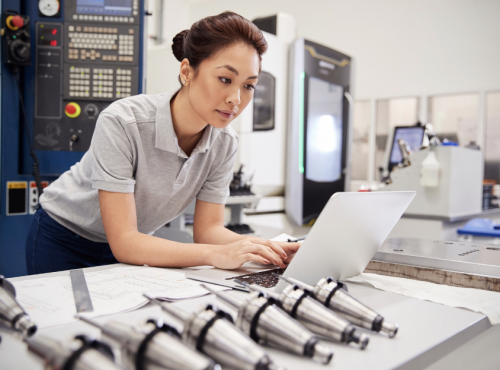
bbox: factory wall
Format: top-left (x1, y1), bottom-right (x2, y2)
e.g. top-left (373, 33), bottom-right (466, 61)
top-left (146, 0), bottom-right (190, 95)
top-left (148, 0), bottom-right (500, 100)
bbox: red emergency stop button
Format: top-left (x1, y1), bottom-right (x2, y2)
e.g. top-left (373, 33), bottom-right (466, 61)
top-left (65, 102), bottom-right (81, 118)
top-left (6, 15), bottom-right (24, 30)
top-left (12, 15), bottom-right (24, 28)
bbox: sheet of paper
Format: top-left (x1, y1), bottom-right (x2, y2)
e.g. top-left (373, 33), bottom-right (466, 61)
top-left (271, 233), bottom-right (296, 242)
top-left (347, 273), bottom-right (500, 325)
top-left (12, 265), bottom-right (228, 329)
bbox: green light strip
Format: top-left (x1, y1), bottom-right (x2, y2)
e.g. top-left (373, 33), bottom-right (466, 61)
top-left (298, 72), bottom-right (305, 174)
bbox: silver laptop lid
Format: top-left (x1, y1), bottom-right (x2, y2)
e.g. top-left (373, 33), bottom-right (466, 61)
top-left (277, 191), bottom-right (415, 291)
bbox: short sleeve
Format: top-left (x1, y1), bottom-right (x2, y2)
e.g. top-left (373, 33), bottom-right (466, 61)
top-left (90, 112), bottom-right (136, 193)
top-left (196, 139), bottom-right (238, 204)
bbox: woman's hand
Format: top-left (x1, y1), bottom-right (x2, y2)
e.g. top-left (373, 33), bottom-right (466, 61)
top-left (273, 241), bottom-right (301, 264)
top-left (208, 237), bottom-right (301, 270)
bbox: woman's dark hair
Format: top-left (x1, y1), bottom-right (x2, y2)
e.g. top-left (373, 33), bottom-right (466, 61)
top-left (172, 11), bottom-right (267, 83)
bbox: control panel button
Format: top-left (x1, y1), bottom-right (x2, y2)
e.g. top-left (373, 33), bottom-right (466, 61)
top-left (84, 104), bottom-right (98, 118)
top-left (6, 15), bottom-right (24, 30)
top-left (12, 15), bottom-right (24, 28)
top-left (65, 102), bottom-right (81, 118)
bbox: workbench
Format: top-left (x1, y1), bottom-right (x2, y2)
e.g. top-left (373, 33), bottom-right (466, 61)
top-left (1, 263), bottom-right (498, 370)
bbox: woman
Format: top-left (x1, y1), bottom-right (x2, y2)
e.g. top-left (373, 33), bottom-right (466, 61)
top-left (25, 11), bottom-right (300, 274)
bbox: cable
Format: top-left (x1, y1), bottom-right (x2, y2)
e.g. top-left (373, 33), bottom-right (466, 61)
top-left (12, 66), bottom-right (44, 196)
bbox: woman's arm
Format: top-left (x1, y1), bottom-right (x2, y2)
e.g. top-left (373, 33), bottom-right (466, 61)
top-left (99, 190), bottom-right (296, 269)
top-left (193, 199), bottom-right (300, 267)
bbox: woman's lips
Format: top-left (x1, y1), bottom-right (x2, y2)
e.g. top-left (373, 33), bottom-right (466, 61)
top-left (216, 110), bottom-right (235, 119)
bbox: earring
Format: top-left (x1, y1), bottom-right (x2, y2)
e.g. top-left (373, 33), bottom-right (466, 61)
top-left (183, 80), bottom-right (186, 84)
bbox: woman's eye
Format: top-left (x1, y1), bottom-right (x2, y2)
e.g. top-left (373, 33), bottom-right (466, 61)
top-left (219, 77), bottom-right (231, 84)
top-left (245, 85), bottom-right (256, 90)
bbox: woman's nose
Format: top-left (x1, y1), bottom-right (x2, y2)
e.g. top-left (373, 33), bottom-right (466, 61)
top-left (227, 88), bottom-right (241, 106)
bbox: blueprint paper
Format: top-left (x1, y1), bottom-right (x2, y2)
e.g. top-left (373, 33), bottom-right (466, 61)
top-left (347, 273), bottom-right (500, 325)
top-left (12, 265), bottom-right (228, 329)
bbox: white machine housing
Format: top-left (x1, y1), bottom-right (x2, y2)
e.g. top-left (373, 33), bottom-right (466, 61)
top-left (232, 14), bottom-right (297, 197)
top-left (233, 32), bottom-right (288, 196)
top-left (380, 146), bottom-right (483, 218)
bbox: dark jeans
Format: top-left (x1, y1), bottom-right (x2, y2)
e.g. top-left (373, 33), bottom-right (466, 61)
top-left (25, 206), bottom-right (118, 275)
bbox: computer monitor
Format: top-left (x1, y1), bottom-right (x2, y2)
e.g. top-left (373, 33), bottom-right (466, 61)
top-left (388, 126), bottom-right (425, 172)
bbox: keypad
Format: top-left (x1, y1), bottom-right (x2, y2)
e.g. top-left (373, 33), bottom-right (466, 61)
top-left (115, 69), bottom-right (132, 98)
top-left (92, 68), bottom-right (114, 98)
top-left (67, 26), bottom-right (135, 63)
top-left (68, 67), bottom-right (134, 99)
top-left (72, 14), bottom-right (136, 23)
top-left (68, 67), bottom-right (91, 97)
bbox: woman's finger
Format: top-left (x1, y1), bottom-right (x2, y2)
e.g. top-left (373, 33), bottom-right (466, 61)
top-left (275, 242), bottom-right (301, 263)
top-left (280, 242), bottom-right (301, 254)
top-left (245, 243), bottom-right (284, 267)
top-left (258, 244), bottom-right (286, 268)
top-left (244, 253), bottom-right (271, 265)
top-left (253, 238), bottom-right (287, 259)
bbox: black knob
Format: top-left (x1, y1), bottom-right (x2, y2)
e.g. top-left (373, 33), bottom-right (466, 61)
top-left (10, 40), bottom-right (30, 62)
top-left (85, 105), bottom-right (98, 117)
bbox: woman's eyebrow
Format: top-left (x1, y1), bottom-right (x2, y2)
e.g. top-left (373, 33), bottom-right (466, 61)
top-left (216, 64), bottom-right (239, 75)
top-left (216, 64), bottom-right (258, 80)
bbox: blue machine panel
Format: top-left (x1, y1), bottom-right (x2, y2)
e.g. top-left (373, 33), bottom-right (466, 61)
top-left (0, 0), bottom-right (146, 277)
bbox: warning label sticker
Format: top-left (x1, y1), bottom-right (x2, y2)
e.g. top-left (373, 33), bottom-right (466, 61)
top-left (7, 182), bottom-right (27, 189)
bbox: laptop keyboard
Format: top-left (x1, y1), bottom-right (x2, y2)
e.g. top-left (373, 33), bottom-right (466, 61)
top-left (226, 268), bottom-right (287, 288)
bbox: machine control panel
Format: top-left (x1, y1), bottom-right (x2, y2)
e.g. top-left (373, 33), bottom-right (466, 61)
top-left (32, 0), bottom-right (143, 156)
top-left (64, 24), bottom-right (138, 64)
top-left (64, 65), bottom-right (137, 99)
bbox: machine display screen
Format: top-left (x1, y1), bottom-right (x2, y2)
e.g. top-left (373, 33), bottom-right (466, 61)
top-left (389, 126), bottom-right (425, 165)
top-left (76, 0), bottom-right (132, 16)
top-left (305, 76), bottom-right (344, 183)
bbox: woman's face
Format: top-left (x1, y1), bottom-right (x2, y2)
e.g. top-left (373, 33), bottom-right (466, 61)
top-left (185, 43), bottom-right (260, 129)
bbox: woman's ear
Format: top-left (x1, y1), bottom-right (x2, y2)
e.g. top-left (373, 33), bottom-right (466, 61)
top-left (179, 58), bottom-right (193, 86)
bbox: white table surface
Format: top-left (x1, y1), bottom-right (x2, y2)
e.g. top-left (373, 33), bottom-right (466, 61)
top-left (0, 263), bottom-right (493, 370)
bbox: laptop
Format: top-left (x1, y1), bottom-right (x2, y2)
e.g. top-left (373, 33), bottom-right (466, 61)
top-left (186, 191), bottom-right (416, 292)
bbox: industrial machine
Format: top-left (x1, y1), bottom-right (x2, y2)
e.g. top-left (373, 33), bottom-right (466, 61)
top-left (0, 0), bottom-right (146, 277)
top-left (385, 126), bottom-right (425, 173)
top-left (234, 14), bottom-right (297, 197)
top-left (367, 237), bottom-right (500, 292)
top-left (285, 38), bottom-right (353, 226)
top-left (378, 145), bottom-right (483, 218)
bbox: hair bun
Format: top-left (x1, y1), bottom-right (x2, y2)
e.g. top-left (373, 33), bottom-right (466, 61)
top-left (172, 29), bottom-right (188, 62)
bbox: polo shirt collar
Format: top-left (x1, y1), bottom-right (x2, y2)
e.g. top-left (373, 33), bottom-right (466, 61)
top-left (155, 92), bottom-right (216, 157)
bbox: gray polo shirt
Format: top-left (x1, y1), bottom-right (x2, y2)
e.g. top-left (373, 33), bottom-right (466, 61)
top-left (40, 93), bottom-right (238, 243)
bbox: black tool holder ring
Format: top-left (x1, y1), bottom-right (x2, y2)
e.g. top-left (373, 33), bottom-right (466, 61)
top-left (135, 319), bottom-right (181, 370)
top-left (63, 335), bottom-right (114, 370)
